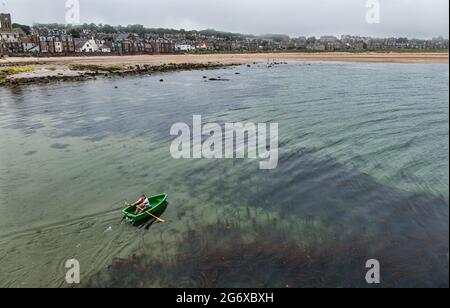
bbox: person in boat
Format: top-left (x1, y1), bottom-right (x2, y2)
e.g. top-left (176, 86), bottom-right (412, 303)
top-left (131, 194), bottom-right (150, 214)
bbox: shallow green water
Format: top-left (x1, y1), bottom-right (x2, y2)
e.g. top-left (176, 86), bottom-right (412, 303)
top-left (0, 62), bottom-right (448, 287)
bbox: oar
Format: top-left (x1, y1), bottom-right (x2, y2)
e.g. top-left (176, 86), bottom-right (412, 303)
top-left (144, 211), bottom-right (165, 224)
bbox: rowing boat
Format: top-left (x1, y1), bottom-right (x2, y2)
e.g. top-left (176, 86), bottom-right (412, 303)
top-left (123, 194), bottom-right (168, 224)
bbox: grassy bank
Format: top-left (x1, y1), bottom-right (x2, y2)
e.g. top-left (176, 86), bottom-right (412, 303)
top-left (0, 66), bottom-right (34, 84)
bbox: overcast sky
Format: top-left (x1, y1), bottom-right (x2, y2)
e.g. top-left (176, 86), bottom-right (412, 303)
top-left (2, 0), bottom-right (449, 38)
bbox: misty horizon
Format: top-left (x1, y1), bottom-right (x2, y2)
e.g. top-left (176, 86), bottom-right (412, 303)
top-left (2, 0), bottom-right (449, 39)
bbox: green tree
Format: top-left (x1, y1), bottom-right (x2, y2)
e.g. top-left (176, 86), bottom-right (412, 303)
top-left (68, 28), bottom-right (82, 38)
top-left (100, 24), bottom-right (117, 34)
top-left (12, 23), bottom-right (32, 35)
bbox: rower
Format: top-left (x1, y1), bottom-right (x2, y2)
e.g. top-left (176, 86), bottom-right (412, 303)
top-left (131, 194), bottom-right (150, 214)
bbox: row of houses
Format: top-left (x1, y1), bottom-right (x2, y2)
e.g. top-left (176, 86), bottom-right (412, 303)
top-left (1, 13), bottom-right (177, 56)
top-left (172, 35), bottom-right (449, 52)
top-left (1, 12), bottom-right (449, 57)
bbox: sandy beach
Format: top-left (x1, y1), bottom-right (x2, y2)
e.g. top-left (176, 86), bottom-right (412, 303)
top-left (1, 52), bottom-right (448, 85)
top-left (1, 52), bottom-right (448, 66)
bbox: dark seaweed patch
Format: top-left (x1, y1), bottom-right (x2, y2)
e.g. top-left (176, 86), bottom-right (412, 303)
top-left (50, 143), bottom-right (71, 150)
top-left (85, 216), bottom-right (449, 288)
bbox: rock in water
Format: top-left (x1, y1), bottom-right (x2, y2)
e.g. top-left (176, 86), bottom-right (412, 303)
top-left (209, 78), bottom-right (230, 81)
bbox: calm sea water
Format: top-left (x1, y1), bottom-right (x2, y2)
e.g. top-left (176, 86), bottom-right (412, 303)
top-left (0, 62), bottom-right (448, 287)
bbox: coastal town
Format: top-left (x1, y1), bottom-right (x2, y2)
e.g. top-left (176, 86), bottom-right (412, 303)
top-left (0, 12), bottom-right (448, 57)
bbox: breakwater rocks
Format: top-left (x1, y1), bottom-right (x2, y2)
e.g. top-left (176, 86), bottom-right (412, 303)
top-left (1, 62), bottom-right (239, 87)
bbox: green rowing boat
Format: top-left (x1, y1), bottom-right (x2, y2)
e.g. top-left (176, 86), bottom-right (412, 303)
top-left (123, 194), bottom-right (168, 224)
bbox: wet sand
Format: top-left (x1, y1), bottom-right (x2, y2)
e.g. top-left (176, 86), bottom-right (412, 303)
top-left (1, 52), bottom-right (448, 66)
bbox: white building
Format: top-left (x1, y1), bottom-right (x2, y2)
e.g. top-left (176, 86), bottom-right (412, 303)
top-left (54, 41), bottom-right (63, 53)
top-left (96, 40), bottom-right (112, 53)
top-left (100, 45), bottom-right (111, 53)
top-left (75, 38), bottom-right (99, 53)
top-left (175, 44), bottom-right (194, 51)
top-left (20, 37), bottom-right (39, 53)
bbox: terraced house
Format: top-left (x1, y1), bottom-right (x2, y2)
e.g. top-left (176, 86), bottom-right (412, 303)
top-left (112, 33), bottom-right (174, 54)
top-left (33, 28), bottom-right (75, 54)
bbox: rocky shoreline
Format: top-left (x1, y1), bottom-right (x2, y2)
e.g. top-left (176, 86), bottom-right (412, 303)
top-left (1, 51), bottom-right (448, 87)
top-left (1, 62), bottom-right (239, 87)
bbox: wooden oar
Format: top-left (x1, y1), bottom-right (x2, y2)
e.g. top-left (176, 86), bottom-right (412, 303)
top-left (144, 211), bottom-right (165, 224)
top-left (124, 202), bottom-right (165, 223)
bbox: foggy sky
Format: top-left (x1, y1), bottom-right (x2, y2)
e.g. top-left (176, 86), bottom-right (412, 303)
top-left (3, 0), bottom-right (449, 38)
